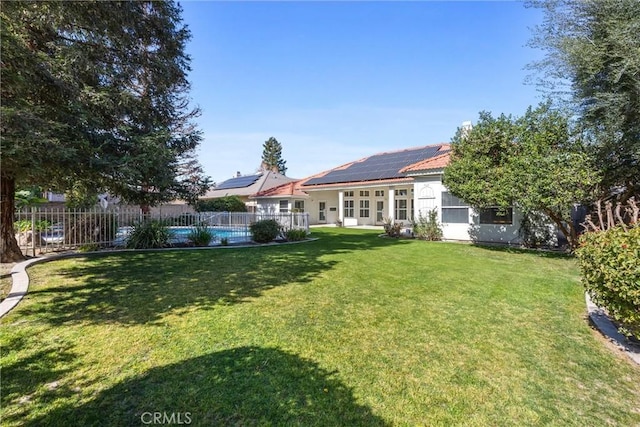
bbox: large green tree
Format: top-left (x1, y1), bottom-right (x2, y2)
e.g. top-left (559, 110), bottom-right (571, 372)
top-left (527, 0), bottom-right (640, 201)
top-left (0, 1), bottom-right (209, 261)
top-left (443, 103), bottom-right (600, 249)
top-left (261, 137), bottom-right (287, 175)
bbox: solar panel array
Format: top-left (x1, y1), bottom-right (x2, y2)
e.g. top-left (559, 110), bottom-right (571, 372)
top-left (215, 174), bottom-right (261, 190)
top-left (305, 146), bottom-right (443, 186)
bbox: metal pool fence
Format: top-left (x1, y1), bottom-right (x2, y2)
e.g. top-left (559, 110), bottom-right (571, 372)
top-left (14, 206), bottom-right (310, 256)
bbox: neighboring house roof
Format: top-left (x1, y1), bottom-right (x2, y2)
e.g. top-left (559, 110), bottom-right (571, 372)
top-left (203, 170), bottom-right (296, 199)
top-left (252, 180), bottom-right (309, 198)
top-left (302, 144), bottom-right (450, 189)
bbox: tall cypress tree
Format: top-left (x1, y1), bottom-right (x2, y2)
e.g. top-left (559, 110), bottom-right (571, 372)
top-left (261, 137), bottom-right (287, 175)
top-left (0, 1), bottom-right (209, 261)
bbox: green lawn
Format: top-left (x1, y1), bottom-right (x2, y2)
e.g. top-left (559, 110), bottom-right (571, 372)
top-left (1, 228), bottom-right (639, 426)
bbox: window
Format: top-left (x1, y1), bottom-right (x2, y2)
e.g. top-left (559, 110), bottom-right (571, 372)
top-left (344, 200), bottom-right (355, 217)
top-left (376, 201), bottom-right (384, 222)
top-left (359, 200), bottom-right (370, 218)
top-left (480, 207), bottom-right (513, 225)
top-left (375, 190), bottom-right (385, 197)
top-left (395, 199), bottom-right (408, 220)
top-left (441, 192), bottom-right (469, 223)
top-left (319, 201), bottom-right (326, 222)
top-left (344, 190), bottom-right (354, 197)
top-left (395, 189), bottom-right (408, 196)
top-left (360, 190), bottom-right (370, 197)
top-left (294, 200), bottom-right (305, 212)
top-left (279, 200), bottom-right (289, 213)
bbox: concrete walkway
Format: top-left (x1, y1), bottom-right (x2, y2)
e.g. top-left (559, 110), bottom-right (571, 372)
top-left (585, 293), bottom-right (640, 365)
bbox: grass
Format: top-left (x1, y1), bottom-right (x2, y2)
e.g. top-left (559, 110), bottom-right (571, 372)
top-left (0, 276), bottom-right (12, 302)
top-left (1, 228), bottom-right (639, 426)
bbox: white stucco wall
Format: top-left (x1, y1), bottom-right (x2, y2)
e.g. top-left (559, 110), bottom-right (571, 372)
top-left (413, 175), bottom-right (523, 244)
top-left (256, 175), bottom-right (528, 245)
top-left (254, 199), bottom-right (279, 214)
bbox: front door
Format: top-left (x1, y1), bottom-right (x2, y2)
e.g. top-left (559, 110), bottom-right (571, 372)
top-left (318, 201), bottom-right (327, 223)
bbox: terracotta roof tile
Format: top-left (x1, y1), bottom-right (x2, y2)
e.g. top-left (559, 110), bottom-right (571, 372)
top-left (400, 152), bottom-right (450, 173)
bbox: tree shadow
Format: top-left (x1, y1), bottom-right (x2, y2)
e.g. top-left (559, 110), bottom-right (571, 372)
top-left (22, 346), bottom-right (388, 427)
top-left (467, 223), bottom-right (571, 259)
top-left (18, 229), bottom-right (407, 326)
top-left (471, 243), bottom-right (573, 260)
top-left (1, 332), bottom-right (81, 423)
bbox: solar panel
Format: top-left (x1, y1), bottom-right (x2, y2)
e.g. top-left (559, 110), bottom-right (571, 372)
top-left (215, 174), bottom-right (261, 190)
top-left (305, 146), bottom-right (442, 186)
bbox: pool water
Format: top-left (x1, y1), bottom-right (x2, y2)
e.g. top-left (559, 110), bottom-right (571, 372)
top-left (114, 226), bottom-right (251, 246)
top-left (169, 227), bottom-right (249, 241)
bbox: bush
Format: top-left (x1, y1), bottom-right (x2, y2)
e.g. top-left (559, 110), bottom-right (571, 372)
top-left (383, 217), bottom-right (402, 238)
top-left (250, 219), bottom-right (281, 243)
top-left (195, 196), bottom-right (247, 213)
top-left (412, 209), bottom-right (443, 241)
top-left (126, 220), bottom-right (173, 249)
top-left (576, 224), bottom-right (640, 337)
top-left (187, 225), bottom-right (215, 247)
top-left (14, 219), bottom-right (52, 233)
top-left (284, 228), bottom-right (308, 242)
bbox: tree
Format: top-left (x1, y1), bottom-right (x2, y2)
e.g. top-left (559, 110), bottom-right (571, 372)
top-left (526, 0), bottom-right (640, 202)
top-left (0, 1), bottom-right (209, 261)
top-left (195, 196), bottom-right (247, 213)
top-left (443, 103), bottom-right (600, 249)
top-left (261, 137), bottom-right (287, 175)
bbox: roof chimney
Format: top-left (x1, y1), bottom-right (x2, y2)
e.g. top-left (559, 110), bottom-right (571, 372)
top-left (236, 171), bottom-right (241, 177)
top-left (461, 121), bottom-right (473, 138)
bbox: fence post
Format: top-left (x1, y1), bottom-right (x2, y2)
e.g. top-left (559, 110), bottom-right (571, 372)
top-left (30, 206), bottom-right (36, 257)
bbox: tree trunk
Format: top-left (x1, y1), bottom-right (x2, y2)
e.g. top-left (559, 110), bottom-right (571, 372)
top-left (1, 174), bottom-right (25, 262)
top-left (544, 208), bottom-right (579, 251)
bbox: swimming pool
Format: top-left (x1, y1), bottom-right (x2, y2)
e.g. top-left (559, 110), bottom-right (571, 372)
top-left (114, 226), bottom-right (251, 246)
top-left (169, 226), bottom-right (250, 243)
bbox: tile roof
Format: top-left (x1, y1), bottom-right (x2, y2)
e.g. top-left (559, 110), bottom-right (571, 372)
top-left (253, 143), bottom-right (450, 197)
top-left (253, 180), bottom-right (308, 198)
top-left (302, 144), bottom-right (449, 188)
top-left (203, 170), bottom-right (297, 199)
top-left (400, 151), bottom-right (451, 173)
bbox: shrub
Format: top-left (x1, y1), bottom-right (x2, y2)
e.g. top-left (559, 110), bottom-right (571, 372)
top-left (14, 219), bottom-right (52, 233)
top-left (383, 217), bottom-right (402, 238)
top-left (250, 219), bottom-right (281, 243)
top-left (187, 226), bottom-right (215, 247)
top-left (126, 220), bottom-right (173, 249)
top-left (195, 196), bottom-right (247, 213)
top-left (412, 209), bottom-right (443, 241)
top-left (78, 243), bottom-right (100, 252)
top-left (576, 224), bottom-right (640, 338)
top-left (284, 228), bottom-right (308, 242)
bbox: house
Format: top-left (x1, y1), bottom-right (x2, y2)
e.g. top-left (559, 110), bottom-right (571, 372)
top-left (202, 170), bottom-right (296, 212)
top-left (253, 144), bottom-right (525, 244)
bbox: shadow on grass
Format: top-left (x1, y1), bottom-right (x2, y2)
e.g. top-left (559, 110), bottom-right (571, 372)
top-left (19, 229), bottom-right (407, 326)
top-left (472, 243), bottom-right (573, 259)
top-left (1, 333), bottom-right (80, 421)
top-left (23, 346), bottom-right (388, 427)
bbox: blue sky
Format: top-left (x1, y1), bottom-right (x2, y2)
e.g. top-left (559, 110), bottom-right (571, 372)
top-left (180, 1), bottom-right (545, 184)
